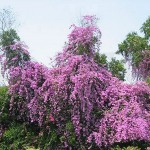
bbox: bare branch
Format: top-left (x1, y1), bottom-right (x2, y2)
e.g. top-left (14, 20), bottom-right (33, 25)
top-left (0, 8), bottom-right (16, 32)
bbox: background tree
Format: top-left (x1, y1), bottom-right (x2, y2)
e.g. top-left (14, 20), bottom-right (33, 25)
top-left (94, 52), bottom-right (126, 80)
top-left (141, 16), bottom-right (150, 40)
top-left (116, 17), bottom-right (150, 80)
top-left (0, 8), bottom-right (30, 78)
top-left (108, 58), bottom-right (126, 81)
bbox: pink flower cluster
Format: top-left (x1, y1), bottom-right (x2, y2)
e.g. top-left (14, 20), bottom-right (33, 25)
top-left (0, 41), bottom-right (30, 77)
top-left (88, 82), bottom-right (150, 146)
top-left (56, 15), bottom-right (101, 66)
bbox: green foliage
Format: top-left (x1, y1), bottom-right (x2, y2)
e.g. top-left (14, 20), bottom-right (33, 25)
top-left (108, 58), bottom-right (126, 81)
top-left (0, 86), bottom-right (8, 110)
top-left (38, 129), bottom-right (59, 150)
top-left (0, 90), bottom-right (41, 150)
top-left (25, 147), bottom-right (39, 150)
top-left (117, 32), bottom-right (149, 67)
top-left (65, 121), bottom-right (76, 146)
top-left (94, 52), bottom-right (126, 80)
top-left (0, 86), bottom-right (10, 125)
top-left (78, 44), bottom-right (90, 55)
top-left (0, 122), bottom-right (25, 150)
top-left (111, 141), bottom-right (149, 150)
top-left (117, 32), bottom-right (148, 55)
top-left (1, 121), bottom-right (149, 150)
top-left (141, 16), bottom-right (150, 40)
top-left (0, 87), bottom-right (60, 150)
top-left (0, 29), bottom-right (20, 47)
top-left (146, 76), bottom-right (150, 85)
top-left (111, 145), bottom-right (141, 150)
top-left (66, 121), bottom-right (74, 131)
top-left (116, 17), bottom-right (150, 79)
top-left (0, 122), bottom-right (41, 150)
top-left (94, 52), bottom-right (108, 67)
top-left (3, 123), bottom-right (24, 143)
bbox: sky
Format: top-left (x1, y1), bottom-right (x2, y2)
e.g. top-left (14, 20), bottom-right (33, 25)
top-left (0, 0), bottom-right (150, 84)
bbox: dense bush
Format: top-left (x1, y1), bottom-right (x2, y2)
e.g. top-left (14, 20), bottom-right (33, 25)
top-left (0, 16), bottom-right (150, 149)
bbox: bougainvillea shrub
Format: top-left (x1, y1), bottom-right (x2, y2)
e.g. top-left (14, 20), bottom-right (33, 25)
top-left (8, 61), bottom-right (47, 122)
top-left (88, 82), bottom-right (150, 147)
top-left (0, 16), bottom-right (150, 149)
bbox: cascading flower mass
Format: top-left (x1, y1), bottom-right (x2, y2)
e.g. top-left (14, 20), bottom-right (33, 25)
top-left (0, 15), bottom-right (150, 149)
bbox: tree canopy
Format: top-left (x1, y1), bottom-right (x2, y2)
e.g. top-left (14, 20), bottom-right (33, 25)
top-left (117, 17), bottom-right (150, 80)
